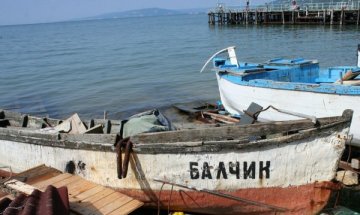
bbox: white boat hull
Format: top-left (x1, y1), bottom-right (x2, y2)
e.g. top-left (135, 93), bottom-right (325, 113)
top-left (217, 75), bottom-right (360, 146)
top-left (0, 125), bottom-right (348, 214)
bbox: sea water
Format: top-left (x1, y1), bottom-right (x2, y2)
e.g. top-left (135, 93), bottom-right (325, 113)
top-left (0, 14), bottom-right (359, 119)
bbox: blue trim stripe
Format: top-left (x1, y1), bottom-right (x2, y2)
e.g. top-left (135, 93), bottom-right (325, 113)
top-left (220, 74), bottom-right (360, 95)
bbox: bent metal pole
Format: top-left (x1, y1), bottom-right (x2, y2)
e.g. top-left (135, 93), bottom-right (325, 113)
top-left (153, 178), bottom-right (288, 212)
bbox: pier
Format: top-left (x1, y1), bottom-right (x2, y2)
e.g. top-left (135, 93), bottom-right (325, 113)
top-left (208, 1), bottom-right (360, 25)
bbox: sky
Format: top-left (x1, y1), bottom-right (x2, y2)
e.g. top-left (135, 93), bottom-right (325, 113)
top-left (0, 0), bottom-right (269, 26)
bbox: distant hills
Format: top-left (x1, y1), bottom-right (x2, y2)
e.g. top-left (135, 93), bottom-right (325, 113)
top-left (83, 8), bottom-right (208, 20)
top-left (79, 0), bottom-right (348, 22)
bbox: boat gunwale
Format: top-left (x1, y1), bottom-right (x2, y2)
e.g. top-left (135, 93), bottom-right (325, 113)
top-left (0, 110), bottom-right (352, 154)
top-left (132, 118), bottom-right (350, 154)
top-left (217, 70), bottom-right (360, 96)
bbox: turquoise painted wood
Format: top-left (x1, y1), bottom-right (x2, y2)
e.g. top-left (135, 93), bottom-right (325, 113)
top-left (214, 57), bottom-right (360, 95)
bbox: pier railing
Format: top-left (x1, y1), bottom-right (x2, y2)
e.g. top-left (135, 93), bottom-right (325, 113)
top-left (210, 1), bottom-right (360, 13)
top-left (208, 1), bottom-right (360, 25)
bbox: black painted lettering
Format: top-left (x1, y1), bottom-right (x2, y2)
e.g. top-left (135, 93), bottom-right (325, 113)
top-left (259, 161), bottom-right (271, 179)
top-left (216, 162), bottom-right (228, 179)
top-left (229, 162), bottom-right (240, 179)
top-left (202, 162), bottom-right (212, 179)
top-left (244, 161), bottom-right (256, 179)
top-left (190, 162), bottom-right (199, 179)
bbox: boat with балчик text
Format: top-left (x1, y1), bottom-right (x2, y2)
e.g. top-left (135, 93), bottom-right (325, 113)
top-left (0, 107), bottom-right (353, 214)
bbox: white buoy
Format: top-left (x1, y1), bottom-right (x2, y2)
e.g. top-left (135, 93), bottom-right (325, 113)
top-left (358, 44), bottom-right (360, 67)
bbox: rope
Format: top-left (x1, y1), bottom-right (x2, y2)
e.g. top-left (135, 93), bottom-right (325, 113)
top-left (253, 105), bottom-right (317, 123)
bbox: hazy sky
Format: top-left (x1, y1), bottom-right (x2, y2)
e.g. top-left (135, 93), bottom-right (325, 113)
top-left (0, 0), bottom-right (269, 25)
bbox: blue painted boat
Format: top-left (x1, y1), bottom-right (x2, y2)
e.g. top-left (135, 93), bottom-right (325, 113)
top-left (201, 46), bottom-right (360, 146)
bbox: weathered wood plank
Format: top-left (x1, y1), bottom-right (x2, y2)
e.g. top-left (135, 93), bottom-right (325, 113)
top-left (336, 170), bottom-right (358, 185)
top-left (84, 124), bottom-right (104, 134)
top-left (0, 127), bottom-right (59, 141)
top-left (4, 179), bottom-right (35, 195)
top-left (80, 189), bottom-right (115, 207)
top-left (135, 121), bottom-right (348, 154)
top-left (0, 163), bottom-right (143, 215)
top-left (0, 131), bottom-right (114, 152)
top-left (26, 172), bottom-right (61, 185)
top-left (351, 158), bottom-right (360, 169)
top-left (50, 175), bottom-right (82, 188)
top-left (59, 133), bottom-right (117, 144)
top-left (43, 117), bottom-right (61, 127)
top-left (69, 202), bottom-right (103, 215)
top-left (2, 110), bottom-right (28, 127)
top-left (13, 164), bottom-right (47, 176)
top-left (339, 161), bottom-right (360, 174)
top-left (99, 195), bottom-right (133, 214)
top-left (72, 186), bottom-right (105, 201)
top-left (32, 173), bottom-right (73, 189)
top-left (202, 112), bottom-right (240, 124)
top-left (3, 110), bottom-right (22, 120)
top-left (66, 180), bottom-right (97, 197)
top-left (3, 178), bottom-right (114, 215)
top-left (27, 116), bottom-right (47, 129)
top-left (32, 174), bottom-right (141, 215)
top-left (13, 164), bottom-right (61, 183)
top-left (66, 113), bottom-right (87, 134)
top-left (2, 126), bottom-right (37, 131)
top-left (108, 199), bottom-right (144, 215)
top-left (109, 120), bottom-right (121, 134)
top-left (131, 117), bottom-right (344, 144)
top-left (91, 192), bottom-right (121, 209)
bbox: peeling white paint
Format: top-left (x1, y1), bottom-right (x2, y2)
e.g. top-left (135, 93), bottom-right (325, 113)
top-left (0, 128), bottom-right (347, 192)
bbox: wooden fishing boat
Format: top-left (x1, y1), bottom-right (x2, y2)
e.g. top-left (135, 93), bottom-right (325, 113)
top-left (201, 45), bottom-right (360, 147)
top-left (0, 108), bottom-right (353, 214)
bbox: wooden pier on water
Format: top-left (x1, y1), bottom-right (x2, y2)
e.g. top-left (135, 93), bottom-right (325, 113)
top-left (208, 1), bottom-right (360, 25)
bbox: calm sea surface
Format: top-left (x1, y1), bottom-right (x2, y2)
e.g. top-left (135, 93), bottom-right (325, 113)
top-left (0, 14), bottom-right (359, 119)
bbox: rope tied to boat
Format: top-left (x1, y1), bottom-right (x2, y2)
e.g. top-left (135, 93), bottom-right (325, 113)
top-left (253, 105), bottom-right (318, 124)
top-left (114, 137), bottom-right (133, 179)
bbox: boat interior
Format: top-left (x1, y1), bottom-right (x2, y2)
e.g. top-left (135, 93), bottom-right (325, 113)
top-left (0, 106), bottom-right (353, 147)
top-left (214, 57), bottom-right (360, 85)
